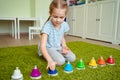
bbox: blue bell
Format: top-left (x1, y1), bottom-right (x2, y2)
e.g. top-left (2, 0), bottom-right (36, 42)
top-left (64, 61), bottom-right (73, 73)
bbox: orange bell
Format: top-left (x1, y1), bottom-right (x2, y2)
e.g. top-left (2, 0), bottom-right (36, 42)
top-left (98, 56), bottom-right (106, 67)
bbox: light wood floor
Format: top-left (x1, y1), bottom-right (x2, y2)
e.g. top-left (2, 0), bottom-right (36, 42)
top-left (0, 34), bottom-right (120, 50)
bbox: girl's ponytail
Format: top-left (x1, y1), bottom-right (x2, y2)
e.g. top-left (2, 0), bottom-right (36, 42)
top-left (44, 16), bottom-right (50, 24)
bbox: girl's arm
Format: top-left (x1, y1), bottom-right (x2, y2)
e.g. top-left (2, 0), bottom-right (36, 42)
top-left (61, 36), bottom-right (69, 54)
top-left (40, 33), bottom-right (56, 70)
top-left (61, 36), bottom-right (67, 48)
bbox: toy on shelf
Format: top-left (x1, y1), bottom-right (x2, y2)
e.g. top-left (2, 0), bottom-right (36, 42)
top-left (89, 57), bottom-right (97, 68)
top-left (30, 65), bottom-right (41, 79)
top-left (76, 58), bottom-right (85, 70)
top-left (98, 56), bottom-right (106, 67)
top-left (107, 55), bottom-right (115, 65)
top-left (64, 61), bottom-right (73, 73)
top-left (48, 68), bottom-right (58, 76)
top-left (11, 67), bottom-right (23, 80)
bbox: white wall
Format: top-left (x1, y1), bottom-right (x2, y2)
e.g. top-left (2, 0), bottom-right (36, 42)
top-left (0, 0), bottom-right (51, 34)
top-left (0, 0), bottom-right (34, 17)
top-left (35, 0), bottom-right (52, 23)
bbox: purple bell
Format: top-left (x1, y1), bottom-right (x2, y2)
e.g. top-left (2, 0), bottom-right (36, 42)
top-left (30, 65), bottom-right (41, 79)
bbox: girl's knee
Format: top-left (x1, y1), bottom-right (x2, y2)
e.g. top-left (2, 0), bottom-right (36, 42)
top-left (68, 54), bottom-right (76, 62)
top-left (56, 58), bottom-right (65, 66)
top-left (71, 54), bottom-right (76, 62)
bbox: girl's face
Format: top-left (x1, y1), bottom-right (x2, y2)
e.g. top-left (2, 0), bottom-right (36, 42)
top-left (50, 8), bottom-right (66, 27)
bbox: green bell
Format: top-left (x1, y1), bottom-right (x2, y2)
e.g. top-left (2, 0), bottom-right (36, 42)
top-left (76, 58), bottom-right (85, 70)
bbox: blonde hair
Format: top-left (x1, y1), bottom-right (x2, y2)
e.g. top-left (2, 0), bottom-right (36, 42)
top-left (49, 0), bottom-right (69, 15)
top-left (46, 0), bottom-right (69, 23)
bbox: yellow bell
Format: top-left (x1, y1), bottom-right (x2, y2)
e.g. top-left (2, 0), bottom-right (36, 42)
top-left (89, 57), bottom-right (97, 68)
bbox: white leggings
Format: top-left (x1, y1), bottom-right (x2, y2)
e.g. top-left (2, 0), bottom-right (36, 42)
top-left (46, 47), bottom-right (76, 65)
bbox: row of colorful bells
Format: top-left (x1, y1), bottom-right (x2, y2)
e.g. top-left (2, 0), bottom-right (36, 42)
top-left (89, 55), bottom-right (115, 68)
top-left (64, 55), bottom-right (115, 71)
top-left (11, 65), bottom-right (58, 80)
top-left (11, 55), bottom-right (115, 79)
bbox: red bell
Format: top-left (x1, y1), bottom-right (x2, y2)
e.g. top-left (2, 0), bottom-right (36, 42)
top-left (107, 55), bottom-right (115, 65)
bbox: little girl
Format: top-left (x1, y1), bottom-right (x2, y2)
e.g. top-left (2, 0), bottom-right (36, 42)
top-left (40, 0), bottom-right (76, 70)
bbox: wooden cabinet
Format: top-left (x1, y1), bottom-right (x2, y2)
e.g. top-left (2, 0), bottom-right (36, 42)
top-left (67, 7), bottom-right (74, 35)
top-left (85, 0), bottom-right (116, 43)
top-left (67, 0), bottom-right (119, 44)
top-left (85, 3), bottom-right (99, 39)
top-left (116, 21), bottom-right (120, 44)
top-left (116, 0), bottom-right (120, 44)
top-left (67, 5), bottom-right (86, 37)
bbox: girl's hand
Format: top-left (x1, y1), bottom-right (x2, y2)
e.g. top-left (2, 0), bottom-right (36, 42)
top-left (62, 47), bottom-right (69, 55)
top-left (46, 61), bottom-right (58, 70)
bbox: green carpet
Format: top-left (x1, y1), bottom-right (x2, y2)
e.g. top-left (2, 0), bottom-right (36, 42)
top-left (0, 41), bottom-right (120, 80)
